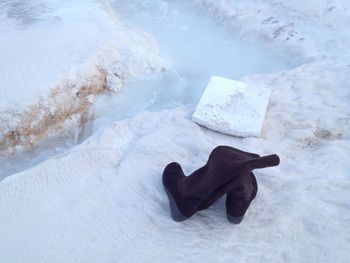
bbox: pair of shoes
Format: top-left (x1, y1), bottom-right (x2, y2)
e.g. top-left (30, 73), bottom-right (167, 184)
top-left (162, 145), bottom-right (280, 224)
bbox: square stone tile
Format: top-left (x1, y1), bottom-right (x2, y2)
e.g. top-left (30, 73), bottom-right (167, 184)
top-left (192, 76), bottom-right (271, 137)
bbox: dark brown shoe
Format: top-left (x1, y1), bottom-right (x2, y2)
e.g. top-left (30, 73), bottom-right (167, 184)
top-left (162, 146), bottom-right (279, 223)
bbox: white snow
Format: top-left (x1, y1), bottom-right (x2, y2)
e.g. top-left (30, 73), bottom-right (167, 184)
top-left (0, 107), bottom-right (349, 262)
top-left (0, 0), bottom-right (350, 262)
top-left (90, 0), bottom-right (293, 130)
top-left (192, 76), bottom-right (271, 137)
top-left (0, 0), bottom-right (291, 177)
top-left (0, 0), bottom-right (164, 155)
top-left (110, 0), bottom-right (294, 104)
top-left (0, 0), bottom-right (163, 110)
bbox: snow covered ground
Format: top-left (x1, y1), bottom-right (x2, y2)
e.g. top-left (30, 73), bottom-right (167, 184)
top-left (0, 0), bottom-right (164, 156)
top-left (0, 0), bottom-right (349, 262)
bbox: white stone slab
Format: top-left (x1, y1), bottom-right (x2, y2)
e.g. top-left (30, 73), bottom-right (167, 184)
top-left (192, 76), bottom-right (271, 137)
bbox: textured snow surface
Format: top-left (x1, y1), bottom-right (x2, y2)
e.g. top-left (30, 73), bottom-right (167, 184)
top-left (0, 107), bottom-right (349, 263)
top-left (0, 0), bottom-right (162, 110)
top-left (0, 0), bottom-right (350, 262)
top-left (192, 76), bottom-right (271, 137)
top-left (0, 0), bottom-right (164, 155)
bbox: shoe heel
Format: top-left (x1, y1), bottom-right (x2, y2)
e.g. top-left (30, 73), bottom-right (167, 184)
top-left (163, 186), bottom-right (189, 222)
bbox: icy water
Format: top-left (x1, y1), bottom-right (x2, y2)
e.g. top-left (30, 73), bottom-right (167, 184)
top-left (1, 0), bottom-right (294, 179)
top-left (92, 0), bottom-right (294, 127)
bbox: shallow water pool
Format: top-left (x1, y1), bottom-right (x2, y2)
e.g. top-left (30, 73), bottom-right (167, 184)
top-left (92, 0), bottom-right (294, 128)
top-left (0, 0), bottom-right (295, 179)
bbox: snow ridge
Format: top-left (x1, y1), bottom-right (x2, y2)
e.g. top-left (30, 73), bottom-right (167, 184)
top-left (0, 0), bottom-right (165, 156)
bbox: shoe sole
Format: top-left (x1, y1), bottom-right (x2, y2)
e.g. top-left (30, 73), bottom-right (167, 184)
top-left (227, 214), bottom-right (244, 224)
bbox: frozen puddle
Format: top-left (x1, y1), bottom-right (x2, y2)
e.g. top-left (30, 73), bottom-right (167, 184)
top-left (92, 0), bottom-right (294, 127)
top-left (1, 0), bottom-right (295, 179)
